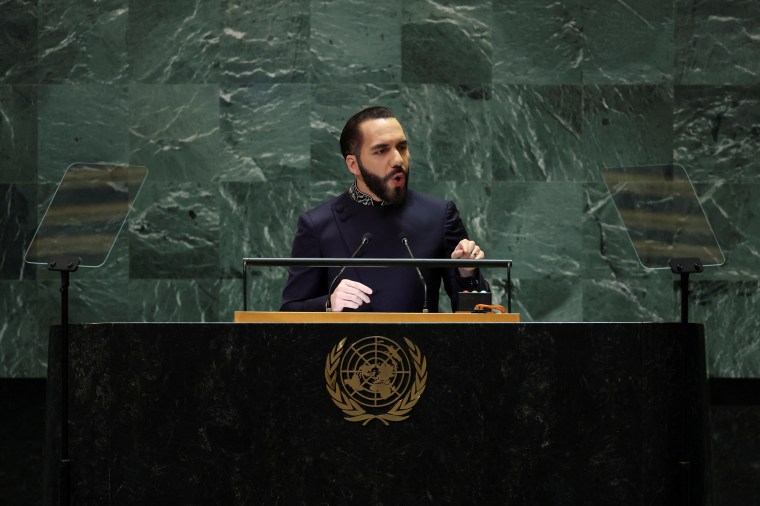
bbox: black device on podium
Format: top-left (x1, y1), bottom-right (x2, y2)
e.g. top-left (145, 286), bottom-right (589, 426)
top-left (24, 163), bottom-right (148, 506)
top-left (602, 163), bottom-right (724, 324)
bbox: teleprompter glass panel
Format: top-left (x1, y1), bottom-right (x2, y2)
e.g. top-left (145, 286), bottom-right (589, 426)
top-left (601, 164), bottom-right (724, 270)
top-left (24, 163), bottom-right (148, 268)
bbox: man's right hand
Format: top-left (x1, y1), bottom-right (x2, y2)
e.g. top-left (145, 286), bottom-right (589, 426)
top-left (330, 279), bottom-right (373, 312)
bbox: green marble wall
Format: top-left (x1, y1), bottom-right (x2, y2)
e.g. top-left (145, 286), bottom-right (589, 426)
top-left (1, 0), bottom-right (759, 378)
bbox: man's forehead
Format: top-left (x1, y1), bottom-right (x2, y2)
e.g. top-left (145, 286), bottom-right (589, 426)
top-left (359, 117), bottom-right (407, 145)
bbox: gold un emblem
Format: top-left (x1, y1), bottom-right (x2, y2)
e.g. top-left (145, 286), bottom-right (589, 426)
top-left (325, 336), bottom-right (427, 425)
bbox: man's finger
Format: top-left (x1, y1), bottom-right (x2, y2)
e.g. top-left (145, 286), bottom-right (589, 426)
top-left (341, 279), bottom-right (373, 295)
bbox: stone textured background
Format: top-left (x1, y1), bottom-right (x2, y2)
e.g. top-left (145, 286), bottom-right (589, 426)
top-left (2, 0), bottom-right (759, 379)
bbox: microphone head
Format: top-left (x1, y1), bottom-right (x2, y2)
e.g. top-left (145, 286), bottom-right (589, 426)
top-left (362, 232), bottom-right (373, 244)
top-left (398, 231), bottom-right (408, 242)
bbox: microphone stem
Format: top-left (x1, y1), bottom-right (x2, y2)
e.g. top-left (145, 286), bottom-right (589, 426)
top-left (401, 237), bottom-right (429, 313)
top-left (326, 234), bottom-right (371, 311)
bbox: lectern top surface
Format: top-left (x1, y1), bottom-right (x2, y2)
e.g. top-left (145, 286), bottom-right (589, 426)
top-left (233, 311), bottom-right (521, 323)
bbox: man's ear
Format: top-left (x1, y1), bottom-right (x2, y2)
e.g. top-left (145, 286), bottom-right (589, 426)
top-left (345, 154), bottom-right (360, 176)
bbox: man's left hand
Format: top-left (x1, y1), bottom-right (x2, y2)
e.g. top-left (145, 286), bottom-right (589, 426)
top-left (451, 239), bottom-right (485, 277)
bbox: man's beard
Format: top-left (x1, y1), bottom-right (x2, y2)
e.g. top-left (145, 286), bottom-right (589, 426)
top-left (357, 158), bottom-right (409, 206)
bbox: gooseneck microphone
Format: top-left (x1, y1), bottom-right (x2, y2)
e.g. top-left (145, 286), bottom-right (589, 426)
top-left (399, 232), bottom-right (429, 313)
top-left (325, 232), bottom-right (373, 311)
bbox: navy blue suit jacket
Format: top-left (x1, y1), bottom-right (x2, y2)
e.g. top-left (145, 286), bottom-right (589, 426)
top-left (280, 190), bottom-right (489, 312)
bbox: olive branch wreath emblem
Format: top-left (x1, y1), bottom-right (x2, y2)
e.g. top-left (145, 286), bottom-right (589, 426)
top-left (325, 337), bottom-right (427, 425)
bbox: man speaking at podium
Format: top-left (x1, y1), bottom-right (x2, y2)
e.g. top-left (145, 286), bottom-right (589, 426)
top-left (280, 106), bottom-right (489, 312)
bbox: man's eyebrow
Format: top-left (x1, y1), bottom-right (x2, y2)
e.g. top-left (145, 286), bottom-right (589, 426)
top-left (370, 139), bottom-right (408, 150)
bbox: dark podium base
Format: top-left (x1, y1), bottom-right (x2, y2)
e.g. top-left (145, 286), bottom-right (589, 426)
top-left (45, 322), bottom-right (710, 505)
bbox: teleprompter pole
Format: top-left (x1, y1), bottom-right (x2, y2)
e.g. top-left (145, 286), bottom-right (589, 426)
top-left (48, 255), bottom-right (81, 506)
top-left (669, 257), bottom-right (704, 325)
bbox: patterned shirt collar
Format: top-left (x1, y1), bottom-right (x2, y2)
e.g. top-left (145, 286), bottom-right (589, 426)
top-left (348, 181), bottom-right (390, 206)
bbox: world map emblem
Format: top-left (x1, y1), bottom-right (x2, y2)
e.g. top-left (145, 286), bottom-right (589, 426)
top-left (325, 336), bottom-right (427, 425)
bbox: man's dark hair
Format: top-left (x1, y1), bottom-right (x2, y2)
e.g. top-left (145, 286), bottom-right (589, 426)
top-left (339, 106), bottom-right (396, 158)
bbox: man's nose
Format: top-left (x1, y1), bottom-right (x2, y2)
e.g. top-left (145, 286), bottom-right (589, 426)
top-left (390, 148), bottom-right (404, 167)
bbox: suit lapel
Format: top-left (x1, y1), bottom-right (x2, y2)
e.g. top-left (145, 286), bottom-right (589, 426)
top-left (330, 192), bottom-right (364, 256)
